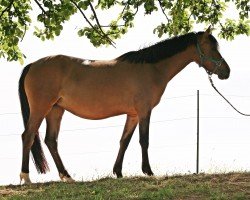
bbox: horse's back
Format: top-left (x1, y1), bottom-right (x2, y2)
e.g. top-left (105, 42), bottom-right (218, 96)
top-left (25, 54), bottom-right (96, 90)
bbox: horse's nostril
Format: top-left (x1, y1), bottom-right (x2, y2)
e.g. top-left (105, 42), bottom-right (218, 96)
top-left (225, 68), bottom-right (230, 78)
top-left (224, 71), bottom-right (230, 79)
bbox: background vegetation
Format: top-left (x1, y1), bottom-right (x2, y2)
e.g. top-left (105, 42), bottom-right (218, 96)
top-left (0, 0), bottom-right (249, 63)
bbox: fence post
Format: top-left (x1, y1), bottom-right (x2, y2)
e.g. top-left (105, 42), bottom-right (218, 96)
top-left (196, 90), bottom-right (200, 174)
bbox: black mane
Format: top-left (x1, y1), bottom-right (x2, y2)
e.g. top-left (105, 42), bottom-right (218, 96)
top-left (116, 32), bottom-right (218, 64)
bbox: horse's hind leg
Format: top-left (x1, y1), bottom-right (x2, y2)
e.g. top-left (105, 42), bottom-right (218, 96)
top-left (139, 111), bottom-right (154, 176)
top-left (113, 115), bottom-right (138, 178)
top-left (21, 112), bottom-right (48, 184)
top-left (45, 105), bottom-right (74, 183)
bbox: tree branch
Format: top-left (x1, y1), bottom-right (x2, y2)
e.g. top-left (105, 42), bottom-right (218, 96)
top-left (70, 1), bottom-right (94, 28)
top-left (21, 24), bottom-right (27, 41)
top-left (89, 2), bottom-right (116, 46)
top-left (13, 4), bottom-right (27, 41)
top-left (34, 0), bottom-right (46, 14)
top-left (34, 0), bottom-right (50, 27)
top-left (133, 4), bottom-right (139, 16)
top-left (70, 0), bottom-right (116, 48)
top-left (100, 24), bottom-right (125, 28)
top-left (0, 0), bottom-right (14, 19)
top-left (158, 0), bottom-right (170, 23)
top-left (120, 0), bottom-right (130, 16)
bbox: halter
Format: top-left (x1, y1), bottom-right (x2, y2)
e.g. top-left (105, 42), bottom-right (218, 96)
top-left (197, 40), bottom-right (250, 116)
top-left (196, 41), bottom-right (224, 76)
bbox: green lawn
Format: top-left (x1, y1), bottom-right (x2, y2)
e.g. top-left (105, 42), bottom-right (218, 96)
top-left (1, 172), bottom-right (250, 200)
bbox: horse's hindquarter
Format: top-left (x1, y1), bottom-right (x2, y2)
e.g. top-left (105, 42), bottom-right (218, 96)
top-left (24, 56), bottom-right (67, 112)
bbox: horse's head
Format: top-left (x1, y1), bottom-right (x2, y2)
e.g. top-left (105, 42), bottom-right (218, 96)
top-left (196, 26), bottom-right (230, 80)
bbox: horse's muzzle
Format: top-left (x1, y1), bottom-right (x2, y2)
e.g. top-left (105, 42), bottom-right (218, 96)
top-left (218, 70), bottom-right (230, 80)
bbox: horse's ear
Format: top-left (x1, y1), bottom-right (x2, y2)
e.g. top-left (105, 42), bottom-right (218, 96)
top-left (204, 26), bottom-right (212, 36)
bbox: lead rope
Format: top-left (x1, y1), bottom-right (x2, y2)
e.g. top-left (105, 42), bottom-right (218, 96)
top-left (208, 75), bottom-right (250, 116)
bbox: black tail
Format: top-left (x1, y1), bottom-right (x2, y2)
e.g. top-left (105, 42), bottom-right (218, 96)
top-left (19, 64), bottom-right (49, 174)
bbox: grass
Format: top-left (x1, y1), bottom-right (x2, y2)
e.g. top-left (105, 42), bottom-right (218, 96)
top-left (0, 172), bottom-right (250, 200)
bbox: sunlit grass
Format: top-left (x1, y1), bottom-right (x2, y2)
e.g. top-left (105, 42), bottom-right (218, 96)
top-left (0, 172), bottom-right (250, 200)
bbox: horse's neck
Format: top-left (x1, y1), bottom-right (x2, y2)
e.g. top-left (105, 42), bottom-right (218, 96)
top-left (154, 45), bottom-right (196, 87)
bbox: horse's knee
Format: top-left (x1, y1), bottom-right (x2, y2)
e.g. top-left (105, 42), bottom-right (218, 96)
top-left (139, 138), bottom-right (149, 149)
top-left (120, 136), bottom-right (131, 147)
top-left (44, 137), bottom-right (57, 149)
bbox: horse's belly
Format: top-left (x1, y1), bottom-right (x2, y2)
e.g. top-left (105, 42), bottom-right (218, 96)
top-left (57, 96), bottom-right (135, 120)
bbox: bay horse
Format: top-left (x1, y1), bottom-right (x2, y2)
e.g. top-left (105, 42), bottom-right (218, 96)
top-left (19, 27), bottom-right (230, 184)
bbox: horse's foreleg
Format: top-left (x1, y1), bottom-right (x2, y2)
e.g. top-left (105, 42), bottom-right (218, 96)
top-left (139, 111), bottom-right (154, 176)
top-left (113, 115), bottom-right (138, 178)
top-left (45, 106), bottom-right (74, 183)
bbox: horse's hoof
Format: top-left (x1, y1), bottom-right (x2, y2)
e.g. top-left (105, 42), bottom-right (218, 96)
top-left (113, 171), bottom-right (123, 178)
top-left (20, 172), bottom-right (32, 185)
top-left (116, 174), bottom-right (123, 178)
top-left (142, 167), bottom-right (154, 176)
top-left (146, 171), bottom-right (154, 176)
top-left (59, 173), bottom-right (75, 183)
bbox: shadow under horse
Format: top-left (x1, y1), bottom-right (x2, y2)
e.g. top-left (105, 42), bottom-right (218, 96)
top-left (19, 27), bottom-right (230, 184)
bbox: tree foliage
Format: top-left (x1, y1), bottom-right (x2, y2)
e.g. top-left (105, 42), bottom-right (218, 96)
top-left (0, 0), bottom-right (249, 63)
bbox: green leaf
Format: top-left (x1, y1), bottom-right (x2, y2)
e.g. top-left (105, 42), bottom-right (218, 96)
top-left (78, 1), bottom-right (89, 10)
top-left (0, 0), bottom-right (250, 63)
